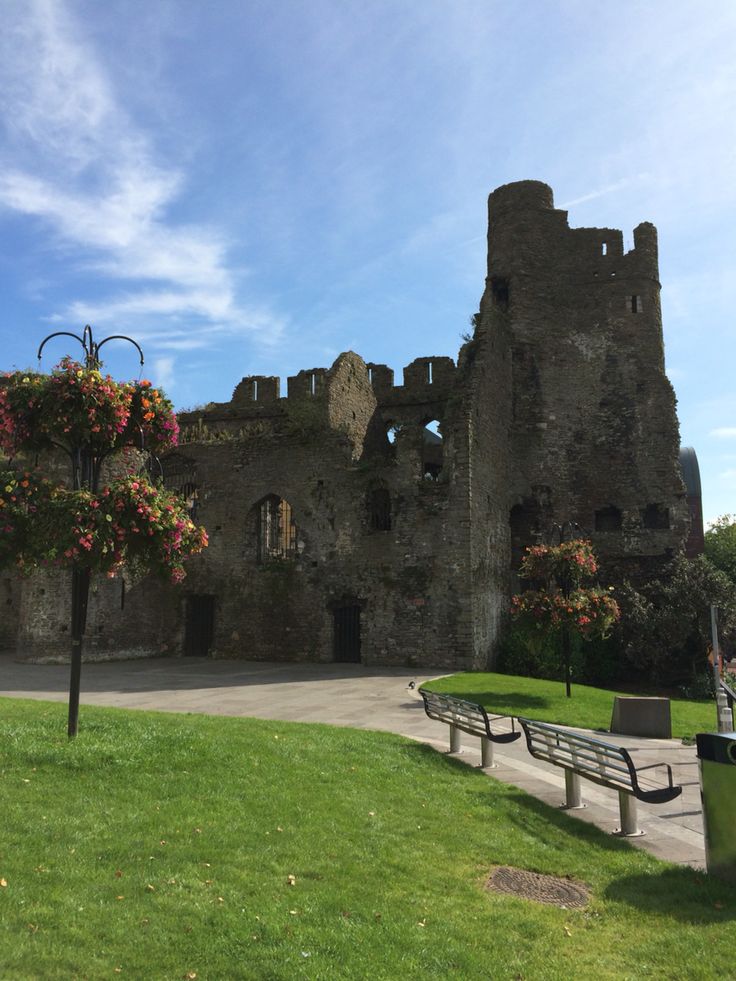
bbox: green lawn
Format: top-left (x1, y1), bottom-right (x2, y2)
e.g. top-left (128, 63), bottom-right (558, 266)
top-left (1, 698), bottom-right (735, 980)
top-left (422, 671), bottom-right (717, 741)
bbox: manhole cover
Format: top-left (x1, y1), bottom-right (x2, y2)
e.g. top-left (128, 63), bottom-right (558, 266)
top-left (486, 866), bottom-right (590, 908)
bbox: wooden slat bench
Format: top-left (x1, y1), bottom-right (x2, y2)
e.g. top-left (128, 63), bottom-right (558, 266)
top-left (518, 716), bottom-right (682, 836)
top-left (419, 689), bottom-right (520, 768)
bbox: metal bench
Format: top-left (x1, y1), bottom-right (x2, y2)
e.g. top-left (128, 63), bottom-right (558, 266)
top-left (518, 717), bottom-right (682, 836)
top-left (419, 689), bottom-right (520, 768)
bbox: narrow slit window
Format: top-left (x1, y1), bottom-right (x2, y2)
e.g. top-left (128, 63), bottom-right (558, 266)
top-left (309, 373), bottom-right (317, 396)
top-left (422, 419), bottom-right (443, 480)
top-left (252, 379), bottom-right (259, 400)
top-left (601, 242), bottom-right (607, 255)
top-left (368, 487), bottom-right (392, 531)
top-left (629, 295), bottom-right (642, 313)
top-left (427, 361), bottom-right (433, 385)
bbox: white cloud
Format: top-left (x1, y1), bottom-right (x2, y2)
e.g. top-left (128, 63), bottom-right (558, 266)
top-left (711, 428), bottom-right (736, 439)
top-left (151, 356), bottom-right (175, 391)
top-left (0, 0), bottom-right (281, 347)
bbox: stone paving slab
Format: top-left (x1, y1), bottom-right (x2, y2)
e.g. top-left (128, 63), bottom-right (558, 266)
top-left (0, 655), bottom-right (707, 869)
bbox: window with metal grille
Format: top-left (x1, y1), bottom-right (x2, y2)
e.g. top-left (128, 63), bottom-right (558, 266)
top-left (257, 495), bottom-right (298, 560)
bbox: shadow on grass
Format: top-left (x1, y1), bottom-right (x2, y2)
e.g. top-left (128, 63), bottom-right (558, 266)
top-left (604, 866), bottom-right (736, 922)
top-left (432, 690), bottom-right (552, 712)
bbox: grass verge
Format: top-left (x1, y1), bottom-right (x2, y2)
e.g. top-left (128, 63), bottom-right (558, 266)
top-left (1, 697), bottom-right (735, 980)
top-left (422, 671), bottom-right (716, 741)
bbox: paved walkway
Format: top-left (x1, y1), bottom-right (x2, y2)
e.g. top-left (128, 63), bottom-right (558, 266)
top-left (0, 655), bottom-right (706, 869)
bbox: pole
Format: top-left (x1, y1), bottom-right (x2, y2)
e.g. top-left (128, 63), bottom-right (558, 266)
top-left (67, 565), bottom-right (90, 738)
top-left (67, 445), bottom-right (93, 739)
top-left (711, 604), bottom-right (721, 684)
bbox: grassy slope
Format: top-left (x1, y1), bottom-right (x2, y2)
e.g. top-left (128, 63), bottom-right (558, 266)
top-left (1, 698), bottom-right (735, 981)
top-left (422, 672), bottom-right (716, 741)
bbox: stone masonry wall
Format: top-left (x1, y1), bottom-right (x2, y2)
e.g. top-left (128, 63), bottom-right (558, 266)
top-left (6, 180), bottom-right (689, 667)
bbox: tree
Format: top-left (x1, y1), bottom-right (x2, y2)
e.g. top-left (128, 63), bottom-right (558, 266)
top-left (705, 515), bottom-right (736, 585)
top-left (0, 342), bottom-right (208, 736)
top-left (616, 555), bottom-right (736, 686)
top-left (510, 539), bottom-right (620, 696)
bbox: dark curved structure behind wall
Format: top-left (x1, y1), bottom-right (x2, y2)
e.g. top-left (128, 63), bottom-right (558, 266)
top-left (679, 446), bottom-right (704, 557)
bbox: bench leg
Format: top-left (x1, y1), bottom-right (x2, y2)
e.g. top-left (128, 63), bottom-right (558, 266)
top-left (614, 792), bottom-right (644, 837)
top-left (481, 737), bottom-right (497, 769)
top-left (561, 769), bottom-right (584, 809)
top-left (449, 725), bottom-right (462, 754)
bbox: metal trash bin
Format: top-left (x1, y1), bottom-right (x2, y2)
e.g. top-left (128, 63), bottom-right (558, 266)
top-left (696, 731), bottom-right (736, 882)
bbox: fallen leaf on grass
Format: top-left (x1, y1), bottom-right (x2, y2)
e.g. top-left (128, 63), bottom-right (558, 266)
top-left (146, 884), bottom-right (155, 892)
top-left (286, 875), bottom-right (296, 886)
top-left (115, 870), bottom-right (123, 879)
top-left (563, 927), bottom-right (572, 937)
top-left (116, 896), bottom-right (125, 901)
top-left (0, 879), bottom-right (7, 888)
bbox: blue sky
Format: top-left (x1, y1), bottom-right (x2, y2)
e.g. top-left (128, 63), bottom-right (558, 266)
top-left (0, 0), bottom-right (734, 523)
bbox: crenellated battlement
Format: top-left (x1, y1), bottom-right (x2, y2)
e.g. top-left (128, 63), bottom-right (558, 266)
top-left (486, 180), bottom-right (660, 287)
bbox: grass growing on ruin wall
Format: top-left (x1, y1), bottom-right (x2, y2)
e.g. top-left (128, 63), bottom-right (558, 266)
top-left (1, 698), bottom-right (735, 980)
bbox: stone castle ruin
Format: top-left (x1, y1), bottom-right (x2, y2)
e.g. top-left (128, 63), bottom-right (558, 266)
top-left (2, 180), bottom-right (693, 668)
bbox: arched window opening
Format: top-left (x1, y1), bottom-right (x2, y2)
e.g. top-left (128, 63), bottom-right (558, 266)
top-left (162, 454), bottom-right (199, 518)
top-left (368, 486), bottom-right (392, 531)
top-left (257, 495), bottom-right (298, 561)
top-left (595, 505), bottom-right (622, 532)
top-left (386, 423), bottom-right (401, 444)
top-left (179, 480), bottom-right (199, 518)
top-left (422, 419), bottom-right (443, 480)
top-left (642, 503), bottom-right (670, 530)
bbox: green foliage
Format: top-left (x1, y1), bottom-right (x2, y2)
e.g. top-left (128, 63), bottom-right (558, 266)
top-left (0, 358), bottom-right (178, 458)
top-left (616, 555), bottom-right (736, 686)
top-left (497, 626), bottom-right (622, 688)
top-left (1, 469), bottom-right (208, 582)
top-left (2, 698), bottom-right (736, 979)
top-left (705, 514), bottom-right (736, 584)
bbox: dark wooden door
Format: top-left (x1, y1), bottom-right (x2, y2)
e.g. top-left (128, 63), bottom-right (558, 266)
top-left (333, 605), bottom-right (361, 663)
top-left (184, 595), bottom-right (215, 656)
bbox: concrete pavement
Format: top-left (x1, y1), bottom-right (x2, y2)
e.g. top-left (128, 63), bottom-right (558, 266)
top-left (0, 654), bottom-right (706, 869)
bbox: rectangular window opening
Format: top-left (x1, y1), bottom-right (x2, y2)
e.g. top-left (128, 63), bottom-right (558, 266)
top-left (310, 373), bottom-right (317, 396)
top-left (601, 242), bottom-right (607, 255)
top-left (252, 379), bottom-right (259, 400)
top-left (630, 295), bottom-right (642, 313)
top-left (427, 361), bottom-right (433, 385)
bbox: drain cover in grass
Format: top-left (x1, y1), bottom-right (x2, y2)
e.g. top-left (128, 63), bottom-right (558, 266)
top-left (486, 866), bottom-right (590, 908)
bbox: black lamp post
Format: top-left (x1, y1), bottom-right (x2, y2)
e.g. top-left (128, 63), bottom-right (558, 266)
top-left (548, 520), bottom-right (585, 699)
top-left (37, 325), bottom-right (144, 738)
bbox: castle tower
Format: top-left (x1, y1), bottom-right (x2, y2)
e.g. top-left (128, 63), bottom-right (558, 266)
top-left (480, 180), bottom-right (688, 577)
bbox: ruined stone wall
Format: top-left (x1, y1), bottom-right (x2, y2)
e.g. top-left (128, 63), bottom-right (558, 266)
top-left (4, 180), bottom-right (689, 668)
top-left (485, 180), bottom-right (688, 579)
top-left (463, 309), bottom-right (513, 668)
top-left (167, 351), bottom-right (476, 668)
